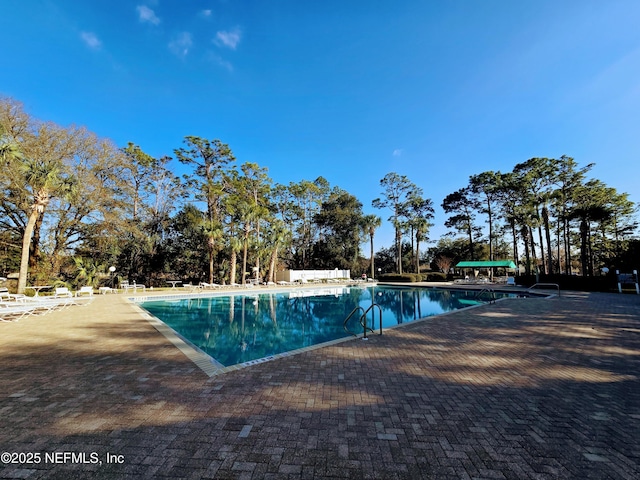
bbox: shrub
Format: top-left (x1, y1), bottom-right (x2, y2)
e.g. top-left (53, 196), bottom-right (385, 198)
top-left (378, 273), bottom-right (420, 283)
top-left (424, 272), bottom-right (447, 282)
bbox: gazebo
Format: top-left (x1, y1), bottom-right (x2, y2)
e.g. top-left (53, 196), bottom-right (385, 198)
top-left (455, 260), bottom-right (517, 279)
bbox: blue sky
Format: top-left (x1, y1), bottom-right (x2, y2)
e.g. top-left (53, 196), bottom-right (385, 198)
top-left (2, 0), bottom-right (639, 250)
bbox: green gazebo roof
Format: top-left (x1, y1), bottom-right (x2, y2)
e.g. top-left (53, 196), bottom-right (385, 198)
top-left (455, 260), bottom-right (517, 269)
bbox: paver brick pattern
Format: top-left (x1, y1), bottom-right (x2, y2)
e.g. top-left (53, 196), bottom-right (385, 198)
top-left (1, 289), bottom-right (639, 479)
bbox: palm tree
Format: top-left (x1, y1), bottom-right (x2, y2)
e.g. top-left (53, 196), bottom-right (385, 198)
top-left (361, 214), bottom-right (382, 278)
top-left (17, 158), bottom-right (74, 293)
top-left (265, 219), bottom-right (291, 283)
top-left (414, 217), bottom-right (433, 275)
top-left (405, 195), bottom-right (434, 274)
top-left (201, 219), bottom-right (223, 284)
top-left (228, 236), bottom-right (243, 285)
top-left (0, 127), bottom-right (23, 164)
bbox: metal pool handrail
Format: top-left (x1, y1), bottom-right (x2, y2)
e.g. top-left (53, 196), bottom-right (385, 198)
top-left (528, 283), bottom-right (561, 297)
top-left (475, 288), bottom-right (496, 304)
top-left (343, 303), bottom-right (383, 339)
top-left (343, 306), bottom-right (365, 337)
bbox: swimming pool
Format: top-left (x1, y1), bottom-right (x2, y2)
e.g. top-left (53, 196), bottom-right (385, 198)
top-left (138, 285), bottom-right (519, 369)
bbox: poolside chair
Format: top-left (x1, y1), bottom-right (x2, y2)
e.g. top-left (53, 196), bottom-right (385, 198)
top-left (75, 286), bottom-right (94, 297)
top-left (54, 287), bottom-right (73, 298)
top-left (0, 287), bottom-right (27, 302)
top-left (506, 277), bottom-right (516, 286)
top-left (0, 299), bottom-right (59, 320)
top-left (132, 283), bottom-right (146, 292)
top-left (70, 296), bottom-right (94, 306)
top-left (23, 296), bottom-right (73, 311)
top-left (0, 303), bottom-right (37, 321)
top-left (121, 282), bottom-right (146, 293)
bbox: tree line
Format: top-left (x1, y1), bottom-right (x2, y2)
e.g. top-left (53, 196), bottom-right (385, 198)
top-left (434, 157), bottom-right (638, 277)
top-left (1, 97), bottom-right (638, 292)
top-left (0, 98), bottom-right (386, 292)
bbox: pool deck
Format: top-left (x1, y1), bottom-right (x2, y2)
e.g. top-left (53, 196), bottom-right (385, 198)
top-left (1, 285), bottom-right (639, 479)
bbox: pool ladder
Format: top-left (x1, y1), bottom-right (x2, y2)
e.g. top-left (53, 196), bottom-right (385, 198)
top-left (475, 288), bottom-right (496, 304)
top-left (343, 303), bottom-right (383, 340)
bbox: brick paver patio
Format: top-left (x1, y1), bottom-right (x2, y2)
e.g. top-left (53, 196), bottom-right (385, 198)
top-left (1, 287), bottom-right (639, 479)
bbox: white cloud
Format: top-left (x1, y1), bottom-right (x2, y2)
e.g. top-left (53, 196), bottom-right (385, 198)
top-left (206, 52), bottom-right (233, 72)
top-left (392, 149), bottom-right (403, 157)
top-left (137, 5), bottom-right (160, 25)
top-left (80, 31), bottom-right (101, 49)
top-left (215, 28), bottom-right (241, 50)
top-left (200, 9), bottom-right (212, 18)
top-left (169, 32), bottom-right (193, 58)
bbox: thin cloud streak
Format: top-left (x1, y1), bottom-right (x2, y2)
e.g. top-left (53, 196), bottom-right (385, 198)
top-left (206, 51), bottom-right (233, 72)
top-left (80, 31), bottom-right (101, 49)
top-left (169, 32), bottom-right (193, 58)
top-left (137, 5), bottom-right (160, 25)
top-left (215, 28), bottom-right (241, 50)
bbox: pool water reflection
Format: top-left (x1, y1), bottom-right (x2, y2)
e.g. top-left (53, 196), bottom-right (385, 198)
top-left (139, 286), bottom-right (513, 368)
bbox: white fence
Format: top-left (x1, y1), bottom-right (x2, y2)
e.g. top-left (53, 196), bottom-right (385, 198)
top-left (276, 269), bottom-right (351, 283)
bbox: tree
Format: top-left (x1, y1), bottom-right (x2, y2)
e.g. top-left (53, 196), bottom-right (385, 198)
top-left (606, 191), bottom-right (638, 262)
top-left (404, 194), bottom-right (434, 273)
top-left (372, 173), bottom-right (421, 274)
top-left (494, 172), bottom-right (521, 270)
top-left (428, 237), bottom-right (478, 270)
top-left (165, 205), bottom-right (208, 280)
top-left (313, 189), bottom-right (365, 271)
top-left (0, 100), bottom-right (102, 292)
top-left (175, 137), bottom-right (235, 283)
top-left (570, 180), bottom-right (612, 276)
top-left (442, 187), bottom-right (480, 261)
top-left (469, 171), bottom-right (501, 263)
top-left (513, 158), bottom-right (559, 274)
top-left (286, 177), bottom-right (330, 269)
top-left (553, 155), bottom-right (593, 274)
top-left (0, 123), bottom-right (23, 164)
top-left (15, 148), bottom-right (76, 292)
top-left (264, 219), bottom-right (291, 283)
top-left (361, 214), bottom-right (382, 278)
top-left (434, 255), bottom-right (453, 274)
top-left (238, 163), bottom-right (272, 284)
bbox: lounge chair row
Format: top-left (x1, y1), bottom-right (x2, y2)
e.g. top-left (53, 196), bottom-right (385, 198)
top-left (189, 282), bottom-right (252, 291)
top-left (0, 295), bottom-right (93, 322)
top-left (184, 279), bottom-right (359, 291)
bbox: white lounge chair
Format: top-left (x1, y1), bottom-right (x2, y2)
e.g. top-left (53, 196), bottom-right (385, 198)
top-left (0, 302), bottom-right (38, 321)
top-left (76, 286), bottom-right (94, 297)
top-left (0, 287), bottom-right (27, 302)
top-left (0, 299), bottom-right (60, 320)
top-left (54, 287), bottom-right (73, 298)
top-left (121, 282), bottom-right (146, 293)
top-left (24, 297), bottom-right (74, 310)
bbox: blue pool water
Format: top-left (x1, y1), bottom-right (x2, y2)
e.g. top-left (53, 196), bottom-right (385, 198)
top-left (139, 286), bottom-right (516, 368)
